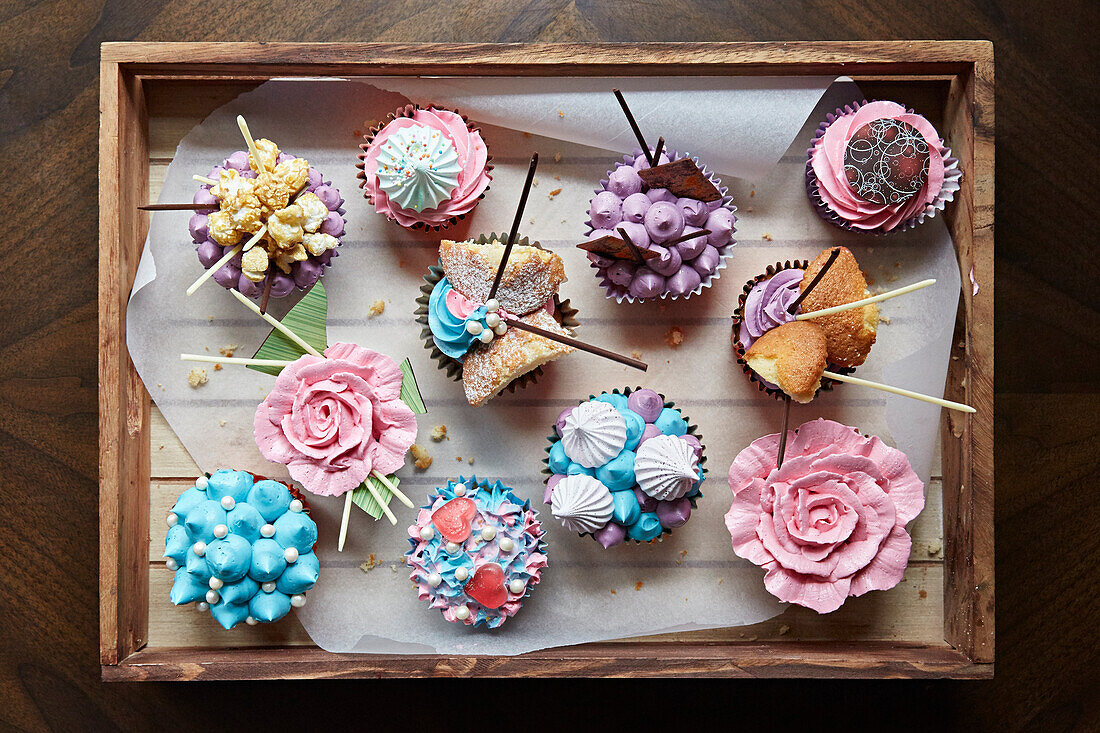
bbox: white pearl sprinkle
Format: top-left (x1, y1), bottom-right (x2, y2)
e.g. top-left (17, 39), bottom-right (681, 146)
top-left (261, 524), bottom-right (276, 538)
top-left (481, 527), bottom-right (497, 541)
top-left (165, 558), bottom-right (179, 571)
top-left (485, 298), bottom-right (500, 313)
top-left (485, 312), bottom-right (501, 328)
top-left (197, 601), bottom-right (209, 611)
top-left (284, 547), bottom-right (299, 563)
top-left (446, 541), bottom-right (460, 554)
top-left (192, 541), bottom-right (207, 557)
top-left (493, 322), bottom-right (508, 336)
top-left (262, 581), bottom-right (276, 593)
top-left (454, 484), bottom-right (467, 496)
top-left (290, 594), bottom-right (306, 608)
top-left (289, 499), bottom-right (304, 513)
top-left (455, 605), bottom-right (470, 620)
top-left (454, 566), bottom-right (469, 582)
top-left (220, 495), bottom-right (235, 510)
top-left (213, 524), bottom-right (228, 539)
top-left (478, 329), bottom-right (494, 343)
top-left (419, 526), bottom-right (435, 541)
top-left (195, 476), bottom-right (209, 491)
top-left (245, 616), bottom-right (257, 626)
top-left (209, 577), bottom-right (223, 590)
top-left (499, 537), bottom-right (515, 552)
top-left (428, 572), bottom-right (442, 587)
top-left (509, 579), bottom-right (525, 595)
top-left (465, 320), bottom-right (483, 336)
top-left (205, 589), bottom-right (220, 604)
top-left (166, 512), bottom-right (178, 527)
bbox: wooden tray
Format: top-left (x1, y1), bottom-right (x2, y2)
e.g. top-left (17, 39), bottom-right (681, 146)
top-left (99, 41), bottom-right (993, 680)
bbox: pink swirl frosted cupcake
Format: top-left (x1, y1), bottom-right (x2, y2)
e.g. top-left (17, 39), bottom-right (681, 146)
top-left (806, 100), bottom-right (961, 234)
top-left (356, 104), bottom-right (493, 231)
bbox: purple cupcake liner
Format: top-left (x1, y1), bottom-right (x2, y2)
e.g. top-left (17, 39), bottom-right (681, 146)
top-left (191, 150), bottom-right (345, 299)
top-left (805, 100), bottom-right (962, 235)
top-left (584, 148), bottom-right (737, 303)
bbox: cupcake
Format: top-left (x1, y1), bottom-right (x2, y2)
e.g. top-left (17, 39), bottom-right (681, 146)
top-left (583, 147), bottom-right (737, 302)
top-left (731, 247), bottom-right (876, 402)
top-left (415, 234), bottom-right (578, 406)
top-left (725, 419), bottom-right (925, 613)
top-left (163, 470), bottom-right (319, 629)
top-left (806, 100), bottom-right (961, 234)
top-left (543, 388), bottom-right (705, 547)
top-left (356, 104), bottom-right (492, 231)
top-left (405, 476), bottom-right (547, 628)
top-left (191, 141), bottom-right (345, 299)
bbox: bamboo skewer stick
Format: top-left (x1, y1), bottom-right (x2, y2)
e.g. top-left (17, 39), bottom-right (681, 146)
top-left (193, 175), bottom-right (217, 186)
top-left (796, 280), bottom-right (937, 320)
top-left (371, 470), bottom-right (414, 509)
top-left (338, 493), bottom-right (354, 552)
top-left (237, 115), bottom-right (269, 173)
top-left (229, 288), bottom-right (323, 357)
top-left (503, 315), bottom-right (648, 371)
top-left (822, 371), bottom-right (976, 413)
top-left (180, 354), bottom-right (293, 367)
top-left (361, 480), bottom-right (398, 526)
top-left (186, 242), bottom-right (242, 296)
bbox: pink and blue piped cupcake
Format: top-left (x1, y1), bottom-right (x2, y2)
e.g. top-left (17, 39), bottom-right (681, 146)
top-left (544, 388), bottom-right (705, 547)
top-left (405, 476), bottom-right (547, 628)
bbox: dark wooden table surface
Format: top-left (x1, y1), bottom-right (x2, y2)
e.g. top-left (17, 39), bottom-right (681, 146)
top-left (3, 1), bottom-right (1097, 729)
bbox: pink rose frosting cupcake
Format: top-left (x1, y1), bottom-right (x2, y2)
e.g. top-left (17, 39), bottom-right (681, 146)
top-left (253, 343), bottom-right (418, 497)
top-left (725, 418), bottom-right (924, 613)
top-left (806, 100), bottom-right (961, 234)
top-left (356, 104), bottom-right (492, 231)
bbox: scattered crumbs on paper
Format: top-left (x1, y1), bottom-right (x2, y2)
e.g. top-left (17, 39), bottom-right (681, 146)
top-left (927, 538), bottom-right (942, 557)
top-left (718, 578), bottom-right (723, 585)
top-left (529, 218), bottom-right (535, 225)
top-left (919, 589), bottom-right (928, 600)
top-left (207, 315), bottom-right (214, 322)
top-left (634, 581), bottom-right (644, 592)
top-left (761, 232), bottom-right (773, 241)
top-left (367, 299), bottom-right (386, 317)
top-left (532, 177), bottom-right (539, 187)
top-left (397, 258), bottom-right (407, 270)
top-left (879, 314), bottom-right (892, 325)
top-left (969, 267), bottom-right (979, 295)
top-left (430, 425), bottom-right (448, 442)
top-left (664, 326), bottom-right (684, 348)
top-left (548, 188), bottom-right (562, 199)
top-left (745, 206), bottom-right (754, 213)
top-left (554, 152), bottom-right (562, 163)
top-left (204, 346), bottom-right (209, 351)
top-left (219, 344), bottom-right (237, 357)
top-left (561, 219), bottom-right (567, 224)
top-left (360, 553), bottom-right (378, 572)
top-left (157, 444), bottom-right (164, 451)
top-left (554, 175), bottom-right (561, 181)
top-left (610, 589), bottom-right (617, 595)
top-left (213, 363), bottom-right (222, 371)
top-left (886, 274), bottom-right (899, 283)
top-left (156, 383), bottom-right (163, 390)
top-left (467, 457), bottom-right (475, 465)
top-left (187, 368), bottom-right (208, 388)
top-left (353, 129), bottom-right (361, 138)
top-left (777, 624), bottom-right (790, 636)
top-left (410, 444), bottom-right (432, 470)
top-left (391, 564), bottom-right (398, 573)
top-left (557, 108), bottom-right (565, 117)
top-left (631, 350), bottom-right (643, 361)
top-left (456, 456), bottom-right (463, 462)
top-left (894, 261), bottom-right (902, 268)
top-left (749, 189), bottom-right (755, 197)
top-left (218, 419), bottom-right (227, 427)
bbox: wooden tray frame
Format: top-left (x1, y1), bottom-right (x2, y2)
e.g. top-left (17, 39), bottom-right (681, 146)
top-left (99, 41), bottom-right (993, 680)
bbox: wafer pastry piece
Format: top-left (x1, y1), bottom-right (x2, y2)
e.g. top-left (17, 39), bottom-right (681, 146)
top-left (462, 309), bottom-right (575, 406)
top-left (743, 321), bottom-right (828, 403)
top-left (440, 238), bottom-right (567, 315)
top-left (799, 247), bottom-right (878, 368)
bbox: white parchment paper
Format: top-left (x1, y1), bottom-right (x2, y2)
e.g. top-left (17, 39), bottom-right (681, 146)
top-left (127, 78), bottom-right (959, 655)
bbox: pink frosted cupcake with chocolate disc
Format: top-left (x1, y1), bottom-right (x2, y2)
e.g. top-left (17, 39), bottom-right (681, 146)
top-left (356, 104), bottom-right (492, 231)
top-left (806, 100), bottom-right (961, 234)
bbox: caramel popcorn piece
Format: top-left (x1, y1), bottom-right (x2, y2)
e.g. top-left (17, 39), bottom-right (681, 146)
top-left (410, 444), bottom-right (432, 470)
top-left (296, 192), bottom-right (328, 233)
top-left (227, 204), bottom-right (264, 234)
top-left (430, 425), bottom-right (447, 442)
top-left (665, 326), bottom-right (684, 348)
top-left (187, 368), bottom-right (208, 388)
top-left (241, 246), bottom-right (270, 281)
top-left (249, 138), bottom-right (280, 173)
top-left (206, 210), bottom-right (242, 246)
top-left (211, 169), bottom-right (260, 211)
top-left (303, 232), bottom-right (338, 257)
top-left (254, 173), bottom-right (292, 212)
top-left (267, 204), bottom-right (305, 247)
top-left (274, 242), bottom-right (309, 273)
top-left (274, 157), bottom-right (309, 192)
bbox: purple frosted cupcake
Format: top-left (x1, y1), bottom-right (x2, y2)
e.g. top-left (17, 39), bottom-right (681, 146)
top-left (583, 148), bottom-right (737, 303)
top-left (190, 141), bottom-right (345, 299)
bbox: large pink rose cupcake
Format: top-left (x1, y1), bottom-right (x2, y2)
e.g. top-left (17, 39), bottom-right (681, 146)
top-left (356, 104), bottom-right (492, 231)
top-left (806, 100), bottom-right (961, 234)
top-left (254, 343), bottom-right (418, 497)
top-left (724, 418), bottom-right (924, 613)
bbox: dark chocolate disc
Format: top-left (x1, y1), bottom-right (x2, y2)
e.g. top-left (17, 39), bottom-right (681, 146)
top-left (843, 118), bottom-right (929, 205)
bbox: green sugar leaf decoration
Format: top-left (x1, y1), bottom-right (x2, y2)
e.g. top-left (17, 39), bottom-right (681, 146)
top-left (247, 283), bottom-right (329, 377)
top-left (350, 473), bottom-right (398, 520)
top-left (400, 358), bottom-right (427, 415)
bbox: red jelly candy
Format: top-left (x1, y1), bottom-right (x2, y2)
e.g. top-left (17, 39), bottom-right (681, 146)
top-left (464, 563), bottom-right (508, 609)
top-left (431, 497), bottom-right (476, 543)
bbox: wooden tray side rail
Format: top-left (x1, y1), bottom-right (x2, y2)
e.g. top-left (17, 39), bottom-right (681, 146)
top-left (99, 41), bottom-right (994, 679)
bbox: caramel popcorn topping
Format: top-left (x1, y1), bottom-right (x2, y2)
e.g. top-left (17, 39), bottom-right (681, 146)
top-left (249, 138), bottom-right (279, 173)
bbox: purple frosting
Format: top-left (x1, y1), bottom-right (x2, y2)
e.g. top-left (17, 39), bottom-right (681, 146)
top-left (589, 191), bottom-right (623, 230)
top-left (666, 265), bottom-right (702, 298)
top-left (555, 406), bottom-right (575, 438)
top-left (621, 193), bottom-right (651, 223)
top-left (595, 522), bottom-right (627, 549)
top-left (627, 388), bottom-right (664, 421)
top-left (607, 166), bottom-right (643, 198)
top-left (647, 245), bottom-right (682, 277)
top-left (737, 268), bottom-right (804, 350)
top-left (644, 201), bottom-right (685, 243)
top-left (628, 268), bottom-right (665, 299)
top-left (656, 498), bottom-right (691, 528)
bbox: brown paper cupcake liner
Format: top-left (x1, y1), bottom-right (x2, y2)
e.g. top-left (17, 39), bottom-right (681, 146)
top-left (355, 103), bottom-right (493, 232)
top-left (414, 233), bottom-right (579, 394)
top-left (729, 261), bottom-right (853, 401)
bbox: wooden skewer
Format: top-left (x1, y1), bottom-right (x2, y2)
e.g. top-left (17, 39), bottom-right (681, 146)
top-left (362, 480), bottom-right (398, 526)
top-left (237, 115), bottom-right (270, 173)
top-left (259, 275), bottom-right (274, 315)
top-left (651, 136), bottom-right (665, 166)
top-left (180, 353), bottom-right (293, 367)
top-left (612, 88), bottom-right (653, 166)
top-left (193, 175), bottom-right (217, 186)
top-left (139, 203), bottom-right (215, 211)
top-left (338, 493), bottom-right (354, 552)
top-left (787, 247), bottom-right (840, 314)
top-left (796, 279), bottom-right (937, 320)
top-left (371, 470), bottom-right (414, 509)
top-left (616, 226), bottom-right (648, 266)
top-left (186, 242), bottom-right (243, 296)
top-left (229, 288), bottom-right (322, 357)
top-left (488, 153), bottom-right (539, 303)
top-left (503, 315), bottom-right (647, 371)
top-left (776, 395), bottom-right (792, 469)
top-left (822, 371), bottom-right (976, 413)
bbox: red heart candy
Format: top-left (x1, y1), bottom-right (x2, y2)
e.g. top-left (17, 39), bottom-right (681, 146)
top-left (431, 497), bottom-right (476, 543)
top-left (464, 563), bottom-right (508, 609)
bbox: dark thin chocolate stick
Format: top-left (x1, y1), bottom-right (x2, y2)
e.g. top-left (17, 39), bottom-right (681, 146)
top-left (651, 136), bottom-right (665, 167)
top-left (787, 247), bottom-right (841, 314)
top-left (259, 274), bottom-right (274, 315)
top-left (488, 153), bottom-right (539, 302)
top-left (503, 315), bottom-right (648, 371)
top-left (139, 203), bottom-right (213, 211)
top-left (663, 228), bottom-right (712, 247)
top-left (612, 88), bottom-right (654, 166)
top-left (776, 395), bottom-right (792, 468)
top-left (616, 226), bottom-right (648, 266)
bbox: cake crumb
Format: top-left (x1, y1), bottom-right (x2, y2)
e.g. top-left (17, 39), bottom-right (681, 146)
top-left (187, 368), bottom-right (208, 388)
top-left (359, 553), bottom-right (378, 572)
top-left (558, 108), bottom-right (565, 117)
top-left (554, 175), bottom-right (561, 181)
top-left (456, 456), bottom-right (463, 462)
top-left (367, 299), bottom-right (386, 317)
top-left (554, 152), bottom-right (562, 163)
top-left (219, 344), bottom-right (237, 358)
top-left (886, 274), bottom-right (899, 283)
top-left (919, 589), bottom-right (928, 599)
top-left (391, 564), bottom-right (398, 573)
top-left (926, 539), bottom-right (942, 557)
top-left (410, 444), bottom-right (432, 470)
top-left (631, 350), bottom-right (643, 360)
top-left (777, 624), bottom-right (790, 636)
top-left (761, 232), bottom-right (773, 241)
top-left (718, 578), bottom-right (723, 585)
top-left (749, 189), bottom-right (755, 197)
top-left (532, 177), bottom-right (539, 187)
top-left (523, 131), bottom-right (532, 138)
top-left (218, 419), bottom-right (227, 427)
top-left (548, 188), bottom-right (562, 199)
top-left (158, 444), bottom-right (164, 451)
top-left (430, 425), bottom-right (448, 442)
top-left (610, 589), bottom-right (617, 595)
top-left (467, 457), bottom-right (475, 465)
top-left (213, 363), bottom-right (222, 371)
top-left (879, 315), bottom-right (891, 325)
top-left (634, 581), bottom-right (644, 591)
top-left (745, 206), bottom-right (754, 213)
top-left (208, 315), bottom-right (214, 322)
top-left (664, 326), bottom-right (684, 348)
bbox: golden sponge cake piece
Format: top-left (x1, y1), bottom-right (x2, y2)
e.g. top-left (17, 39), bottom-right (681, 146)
top-left (462, 309), bottom-right (575, 407)
top-left (744, 321), bottom-right (828, 403)
top-left (440, 239), bottom-right (567, 316)
top-left (799, 247), bottom-right (878, 368)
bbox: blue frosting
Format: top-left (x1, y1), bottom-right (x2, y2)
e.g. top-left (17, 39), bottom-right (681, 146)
top-left (612, 490), bottom-right (641, 526)
top-left (547, 441), bottom-right (570, 474)
top-left (428, 276), bottom-right (489, 361)
top-left (596, 449), bottom-right (636, 491)
top-left (654, 408), bottom-right (688, 436)
top-left (628, 512), bottom-right (663, 541)
top-left (164, 470), bottom-right (318, 630)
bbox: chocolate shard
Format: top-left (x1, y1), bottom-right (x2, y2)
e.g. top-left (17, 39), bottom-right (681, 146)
top-left (578, 235), bottom-right (659, 262)
top-left (637, 158), bottom-right (722, 202)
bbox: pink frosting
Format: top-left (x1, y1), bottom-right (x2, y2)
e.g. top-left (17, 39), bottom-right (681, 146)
top-left (254, 343), bottom-right (418, 497)
top-left (724, 418), bottom-right (924, 613)
top-left (363, 108), bottom-right (490, 228)
top-left (811, 101), bottom-right (945, 232)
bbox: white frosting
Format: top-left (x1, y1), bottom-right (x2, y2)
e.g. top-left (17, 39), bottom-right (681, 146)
top-left (562, 401), bottom-right (627, 469)
top-left (634, 434), bottom-right (699, 501)
top-left (375, 124), bottom-right (462, 212)
top-left (550, 474), bottom-right (614, 534)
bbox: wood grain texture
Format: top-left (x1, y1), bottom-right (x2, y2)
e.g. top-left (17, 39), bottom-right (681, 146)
top-left (2, 0), bottom-right (1095, 728)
